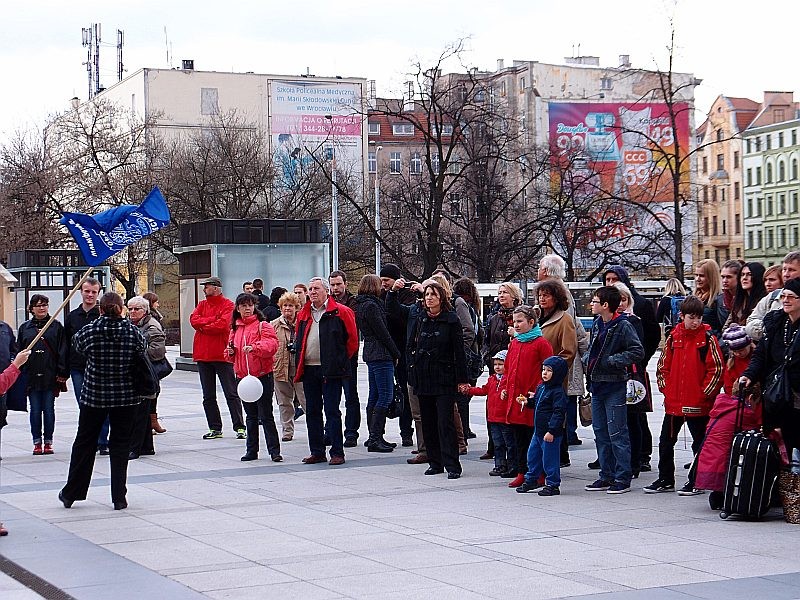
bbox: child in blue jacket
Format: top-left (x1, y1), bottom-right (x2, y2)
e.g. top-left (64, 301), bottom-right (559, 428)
top-left (515, 356), bottom-right (568, 496)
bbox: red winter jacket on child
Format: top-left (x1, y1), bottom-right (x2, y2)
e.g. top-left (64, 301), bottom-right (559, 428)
top-left (499, 335), bottom-right (553, 426)
top-left (469, 374), bottom-right (506, 424)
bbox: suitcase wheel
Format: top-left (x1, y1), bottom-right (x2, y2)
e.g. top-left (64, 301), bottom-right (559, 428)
top-left (719, 511), bottom-right (729, 520)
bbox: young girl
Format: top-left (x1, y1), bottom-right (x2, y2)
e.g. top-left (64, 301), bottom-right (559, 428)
top-left (694, 324), bottom-right (761, 509)
top-left (461, 351), bottom-right (514, 477)
top-left (499, 306), bottom-right (554, 488)
top-left (226, 293), bottom-right (282, 462)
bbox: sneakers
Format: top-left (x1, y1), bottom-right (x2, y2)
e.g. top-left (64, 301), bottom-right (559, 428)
top-left (98, 446), bottom-right (110, 455)
top-left (32, 443), bottom-right (43, 456)
top-left (585, 479), bottom-right (612, 491)
top-left (236, 429), bottom-right (246, 440)
top-left (538, 485), bottom-right (560, 496)
top-left (643, 479), bottom-right (675, 494)
top-left (607, 482), bottom-right (631, 494)
top-left (203, 430), bottom-right (223, 440)
top-left (293, 406), bottom-right (305, 420)
top-left (515, 481), bottom-right (543, 493)
top-left (677, 482), bottom-right (704, 496)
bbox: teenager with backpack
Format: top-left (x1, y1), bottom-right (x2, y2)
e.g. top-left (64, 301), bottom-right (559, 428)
top-left (655, 278), bottom-right (689, 337)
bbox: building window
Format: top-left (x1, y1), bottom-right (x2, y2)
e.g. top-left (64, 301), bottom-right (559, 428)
top-left (722, 219), bottom-right (727, 235)
top-left (766, 163), bottom-right (773, 183)
top-left (449, 193), bottom-right (462, 216)
top-left (392, 123), bottom-right (414, 136)
top-left (779, 132), bottom-right (785, 147)
top-left (774, 109), bottom-right (785, 122)
top-left (712, 216), bottom-right (718, 236)
top-left (431, 154), bottom-right (440, 175)
top-left (600, 77), bottom-right (613, 90)
top-left (705, 250), bottom-right (710, 259)
top-left (766, 135), bottom-right (772, 150)
top-left (792, 191), bottom-right (798, 212)
top-left (703, 217), bottom-right (709, 236)
top-left (746, 168), bottom-right (752, 186)
top-left (766, 228), bottom-right (774, 248)
top-left (702, 186), bottom-right (708, 202)
top-left (756, 166), bottom-right (762, 185)
top-left (792, 226), bottom-right (799, 247)
top-left (389, 152), bottom-right (401, 173)
top-left (201, 88), bottom-right (219, 115)
top-left (793, 130), bottom-right (798, 146)
top-left (779, 227), bottom-right (787, 248)
top-left (757, 197), bottom-right (763, 216)
top-left (735, 214), bottom-right (741, 235)
top-left (410, 152), bottom-right (422, 175)
top-left (519, 77), bottom-right (525, 91)
top-left (747, 139), bottom-right (752, 153)
top-left (779, 193), bottom-right (786, 213)
top-left (755, 230), bottom-right (761, 248)
top-left (734, 151), bottom-right (740, 169)
top-left (747, 230), bottom-right (754, 249)
top-left (716, 154), bottom-right (724, 170)
top-left (734, 182), bottom-right (740, 200)
top-left (474, 88), bottom-right (486, 103)
top-left (368, 122), bottom-right (380, 135)
top-left (779, 161), bottom-right (786, 181)
top-left (766, 195), bottom-right (774, 215)
top-left (746, 197), bottom-right (753, 217)
top-left (793, 159), bottom-right (799, 180)
top-left (440, 124), bottom-right (453, 136)
top-left (368, 152), bottom-right (376, 173)
top-left (702, 156), bottom-right (708, 174)
top-left (712, 186), bottom-right (717, 202)
top-left (499, 81), bottom-right (506, 97)
top-left (716, 129), bottom-right (723, 142)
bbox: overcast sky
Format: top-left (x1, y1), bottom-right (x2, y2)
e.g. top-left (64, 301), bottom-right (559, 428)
top-left (2, 0), bottom-right (797, 138)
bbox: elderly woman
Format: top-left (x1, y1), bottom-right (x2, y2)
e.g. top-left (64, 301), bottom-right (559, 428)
top-left (142, 291), bottom-right (167, 434)
top-left (60, 293), bottom-right (147, 510)
top-left (535, 280), bottom-right (577, 467)
top-left (271, 291), bottom-right (306, 441)
top-left (127, 296), bottom-right (167, 460)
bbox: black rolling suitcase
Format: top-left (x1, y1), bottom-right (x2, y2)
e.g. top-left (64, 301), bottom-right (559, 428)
top-left (719, 391), bottom-right (780, 520)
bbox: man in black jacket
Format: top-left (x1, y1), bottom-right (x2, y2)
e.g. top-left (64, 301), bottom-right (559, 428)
top-left (330, 270), bottom-right (361, 447)
top-left (251, 278), bottom-right (270, 313)
top-left (64, 277), bottom-right (107, 454)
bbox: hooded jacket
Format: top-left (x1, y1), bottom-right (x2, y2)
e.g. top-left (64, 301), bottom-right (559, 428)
top-left (468, 373), bottom-right (506, 424)
top-left (603, 265), bottom-right (661, 361)
top-left (656, 322), bottom-right (724, 417)
top-left (582, 313), bottom-right (645, 383)
top-left (72, 315), bottom-right (146, 408)
top-left (525, 356), bottom-right (569, 436)
top-left (500, 333), bottom-right (553, 426)
top-left (190, 294), bottom-right (235, 362)
top-left (226, 315), bottom-right (279, 379)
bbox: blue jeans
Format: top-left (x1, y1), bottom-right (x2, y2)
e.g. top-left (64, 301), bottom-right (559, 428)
top-left (489, 422), bottom-right (515, 470)
top-left (29, 389), bottom-right (55, 444)
top-left (71, 369), bottom-right (109, 449)
top-left (303, 365), bottom-right (344, 458)
top-left (591, 381), bottom-right (631, 485)
top-left (366, 360), bottom-right (394, 412)
top-left (525, 433), bottom-right (562, 487)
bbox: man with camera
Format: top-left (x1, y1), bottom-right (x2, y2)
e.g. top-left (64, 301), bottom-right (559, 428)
top-left (294, 277), bottom-right (358, 465)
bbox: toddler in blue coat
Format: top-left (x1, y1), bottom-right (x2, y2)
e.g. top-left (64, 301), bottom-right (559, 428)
top-left (515, 355), bottom-right (568, 496)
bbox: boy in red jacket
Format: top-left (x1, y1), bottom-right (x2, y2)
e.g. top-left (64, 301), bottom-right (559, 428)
top-left (461, 350), bottom-right (514, 477)
top-left (646, 296), bottom-right (724, 495)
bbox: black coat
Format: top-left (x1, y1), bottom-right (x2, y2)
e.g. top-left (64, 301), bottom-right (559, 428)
top-left (354, 294), bottom-right (400, 363)
top-left (743, 310), bottom-right (800, 409)
top-left (382, 287), bottom-right (418, 353)
top-left (17, 317), bottom-right (69, 392)
top-left (64, 305), bottom-right (101, 371)
top-left (483, 310), bottom-right (513, 368)
top-left (390, 297), bottom-right (467, 396)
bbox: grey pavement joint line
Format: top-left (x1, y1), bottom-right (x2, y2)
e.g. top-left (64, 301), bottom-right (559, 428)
top-left (0, 554), bottom-right (76, 600)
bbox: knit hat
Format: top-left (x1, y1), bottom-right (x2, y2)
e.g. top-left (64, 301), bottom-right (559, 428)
top-left (492, 350), bottom-right (507, 361)
top-left (784, 278), bottom-right (800, 297)
top-left (722, 324), bottom-right (751, 351)
top-left (379, 263), bottom-right (403, 280)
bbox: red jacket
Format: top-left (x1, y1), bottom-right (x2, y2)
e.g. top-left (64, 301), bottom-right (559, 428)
top-left (294, 297), bottom-right (359, 382)
top-left (722, 353), bottom-right (751, 396)
top-left (190, 294), bottom-right (235, 362)
top-left (656, 323), bottom-right (724, 417)
top-left (499, 335), bottom-right (553, 426)
top-left (226, 316), bottom-right (279, 379)
top-left (0, 363), bottom-right (20, 395)
top-left (469, 373), bottom-right (506, 424)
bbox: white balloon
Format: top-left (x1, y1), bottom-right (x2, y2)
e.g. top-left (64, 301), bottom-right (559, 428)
top-left (237, 375), bottom-right (263, 403)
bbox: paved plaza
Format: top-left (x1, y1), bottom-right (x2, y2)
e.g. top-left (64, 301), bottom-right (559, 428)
top-left (0, 348), bottom-right (798, 600)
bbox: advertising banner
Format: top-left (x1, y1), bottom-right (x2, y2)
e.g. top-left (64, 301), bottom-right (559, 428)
top-left (548, 102), bottom-right (692, 268)
top-left (268, 80), bottom-right (364, 191)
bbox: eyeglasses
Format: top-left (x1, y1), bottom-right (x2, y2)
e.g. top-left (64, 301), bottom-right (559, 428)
top-left (128, 306), bottom-right (145, 311)
top-left (589, 300), bottom-right (601, 304)
top-left (780, 293), bottom-right (800, 301)
top-left (32, 303), bottom-right (49, 308)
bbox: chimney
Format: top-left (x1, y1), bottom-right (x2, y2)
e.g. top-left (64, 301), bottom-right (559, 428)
top-left (497, 59), bottom-right (504, 71)
top-left (403, 81), bottom-right (415, 112)
top-left (619, 54), bottom-right (631, 68)
top-left (70, 97), bottom-right (80, 110)
top-left (181, 59), bottom-right (194, 70)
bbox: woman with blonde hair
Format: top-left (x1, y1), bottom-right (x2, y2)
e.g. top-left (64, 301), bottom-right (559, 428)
top-left (271, 291), bottom-right (306, 441)
top-left (694, 259), bottom-right (725, 338)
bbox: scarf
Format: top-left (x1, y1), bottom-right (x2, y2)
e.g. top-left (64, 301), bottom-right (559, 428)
top-left (515, 324), bottom-right (542, 343)
top-left (498, 305), bottom-right (515, 324)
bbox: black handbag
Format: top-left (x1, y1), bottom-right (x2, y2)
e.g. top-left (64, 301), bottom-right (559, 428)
top-left (464, 346), bottom-right (484, 381)
top-left (132, 350), bottom-right (159, 397)
top-left (387, 380), bottom-right (405, 419)
top-left (763, 364), bottom-right (792, 414)
top-left (152, 357), bottom-right (173, 380)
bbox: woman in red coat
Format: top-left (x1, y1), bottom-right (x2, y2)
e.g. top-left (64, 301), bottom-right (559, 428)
top-left (499, 306), bottom-right (553, 488)
top-left (0, 349), bottom-right (31, 536)
top-left (226, 293), bottom-right (281, 463)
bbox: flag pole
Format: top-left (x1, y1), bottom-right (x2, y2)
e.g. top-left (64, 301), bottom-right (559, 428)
top-left (24, 266), bottom-right (95, 351)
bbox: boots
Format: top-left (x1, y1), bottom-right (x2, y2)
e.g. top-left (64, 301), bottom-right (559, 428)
top-left (364, 406), bottom-right (374, 447)
top-left (151, 414), bottom-right (166, 434)
top-left (367, 408), bottom-right (394, 453)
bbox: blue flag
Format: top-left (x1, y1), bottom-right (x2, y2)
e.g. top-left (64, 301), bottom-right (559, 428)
top-left (60, 187), bottom-right (171, 267)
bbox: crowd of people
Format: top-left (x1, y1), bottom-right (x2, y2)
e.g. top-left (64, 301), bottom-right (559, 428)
top-left (1, 252), bottom-right (799, 521)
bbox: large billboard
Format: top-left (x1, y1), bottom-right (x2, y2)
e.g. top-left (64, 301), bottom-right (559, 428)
top-left (268, 80), bottom-right (364, 191)
top-left (548, 102), bottom-right (692, 269)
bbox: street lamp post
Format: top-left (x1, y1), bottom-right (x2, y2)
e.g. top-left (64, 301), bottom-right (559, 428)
top-left (325, 115), bottom-right (339, 271)
top-left (373, 144), bottom-right (382, 272)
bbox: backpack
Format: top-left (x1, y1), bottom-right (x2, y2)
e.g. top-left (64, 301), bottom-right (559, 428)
top-left (668, 295), bottom-right (686, 327)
